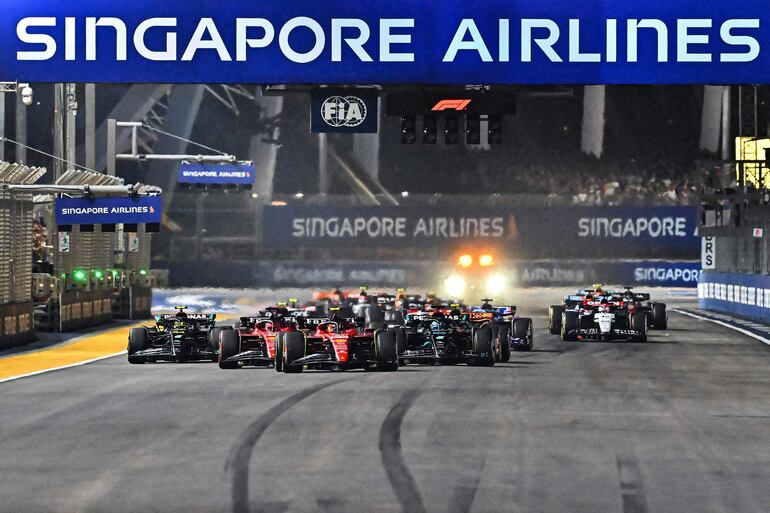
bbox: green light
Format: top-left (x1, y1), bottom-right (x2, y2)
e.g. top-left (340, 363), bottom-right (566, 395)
top-left (111, 270), bottom-right (119, 278)
top-left (73, 269), bottom-right (87, 281)
top-left (94, 270), bottom-right (104, 279)
top-left (60, 273), bottom-right (67, 278)
top-left (139, 269), bottom-right (148, 276)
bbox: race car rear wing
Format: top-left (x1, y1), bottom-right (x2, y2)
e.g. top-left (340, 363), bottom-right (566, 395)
top-left (155, 313), bottom-right (216, 322)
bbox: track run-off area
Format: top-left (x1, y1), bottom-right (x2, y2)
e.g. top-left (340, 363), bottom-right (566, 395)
top-left (0, 288), bottom-right (768, 513)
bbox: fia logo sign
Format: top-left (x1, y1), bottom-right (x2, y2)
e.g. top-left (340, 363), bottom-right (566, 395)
top-left (321, 96), bottom-right (367, 127)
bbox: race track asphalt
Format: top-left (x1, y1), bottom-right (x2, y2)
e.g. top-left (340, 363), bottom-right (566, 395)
top-left (0, 289), bottom-right (768, 513)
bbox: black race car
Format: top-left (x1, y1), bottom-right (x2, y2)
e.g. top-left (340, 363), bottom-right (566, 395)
top-left (393, 310), bottom-right (496, 367)
top-left (127, 306), bottom-right (220, 364)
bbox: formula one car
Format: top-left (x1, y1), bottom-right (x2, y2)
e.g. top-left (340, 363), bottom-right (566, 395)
top-left (393, 309), bottom-right (497, 366)
top-left (560, 295), bottom-right (647, 342)
top-left (217, 313), bottom-right (294, 369)
top-left (617, 287), bottom-right (668, 329)
top-left (471, 299), bottom-right (534, 358)
top-left (275, 309), bottom-right (399, 372)
top-left (548, 286), bottom-right (667, 334)
top-left (127, 306), bottom-right (219, 364)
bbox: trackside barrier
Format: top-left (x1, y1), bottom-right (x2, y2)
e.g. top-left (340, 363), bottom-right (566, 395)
top-left (698, 271), bottom-right (770, 323)
top-left (156, 260), bottom-right (701, 289)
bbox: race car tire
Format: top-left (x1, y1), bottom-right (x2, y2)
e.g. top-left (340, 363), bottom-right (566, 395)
top-left (498, 324), bottom-right (511, 362)
top-left (491, 325), bottom-right (502, 362)
top-left (513, 317), bottom-right (534, 351)
top-left (651, 303), bottom-right (668, 330)
top-left (561, 312), bottom-right (579, 341)
top-left (208, 327), bottom-right (226, 362)
top-left (365, 305), bottom-right (386, 330)
top-left (375, 330), bottom-right (399, 371)
top-left (470, 326), bottom-right (494, 367)
top-left (127, 327), bottom-right (148, 364)
top-left (218, 329), bottom-right (240, 369)
top-left (630, 312), bottom-right (647, 342)
top-left (282, 331), bottom-right (305, 373)
top-left (548, 305), bottom-right (564, 335)
top-left (274, 332), bottom-right (285, 372)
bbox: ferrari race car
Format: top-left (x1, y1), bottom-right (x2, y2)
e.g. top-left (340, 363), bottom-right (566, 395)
top-left (217, 313), bottom-right (296, 369)
top-left (559, 295), bottom-right (647, 342)
top-left (127, 307), bottom-right (219, 363)
top-left (275, 308), bottom-right (399, 372)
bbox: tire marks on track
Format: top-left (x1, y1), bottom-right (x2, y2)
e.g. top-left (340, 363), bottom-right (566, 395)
top-left (379, 388), bottom-right (426, 513)
top-left (226, 380), bottom-right (345, 513)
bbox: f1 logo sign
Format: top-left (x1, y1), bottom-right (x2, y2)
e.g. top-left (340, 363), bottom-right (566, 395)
top-left (431, 99), bottom-right (472, 111)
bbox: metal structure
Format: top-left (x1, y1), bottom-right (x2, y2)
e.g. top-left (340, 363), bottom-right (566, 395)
top-left (0, 161), bottom-right (45, 347)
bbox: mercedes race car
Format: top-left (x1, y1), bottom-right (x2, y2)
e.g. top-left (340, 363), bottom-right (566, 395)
top-left (127, 307), bottom-right (219, 363)
top-left (393, 310), bottom-right (497, 366)
top-left (560, 295), bottom-right (647, 342)
top-left (276, 309), bottom-right (399, 372)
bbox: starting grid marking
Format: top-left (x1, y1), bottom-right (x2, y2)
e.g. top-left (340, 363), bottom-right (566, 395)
top-left (672, 309), bottom-right (770, 347)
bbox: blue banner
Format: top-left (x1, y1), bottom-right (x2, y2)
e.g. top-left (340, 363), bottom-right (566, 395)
top-left (311, 89), bottom-right (378, 133)
top-left (157, 258), bottom-right (700, 288)
top-left (261, 205), bottom-right (698, 257)
top-left (55, 196), bottom-right (162, 225)
top-left (1, 1), bottom-right (768, 84)
top-left (699, 271), bottom-right (770, 323)
top-left (178, 162), bottom-right (255, 185)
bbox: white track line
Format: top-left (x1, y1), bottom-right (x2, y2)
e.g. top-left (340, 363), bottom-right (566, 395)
top-left (0, 350), bottom-right (127, 384)
top-left (672, 309), bottom-right (770, 346)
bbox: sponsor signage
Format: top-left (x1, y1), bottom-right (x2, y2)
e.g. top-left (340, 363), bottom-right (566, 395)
top-left (699, 271), bottom-right (770, 323)
top-left (178, 162), bottom-right (255, 185)
top-left (55, 196), bottom-right (162, 225)
top-left (2, 1), bottom-right (769, 84)
top-left (702, 235), bottom-right (716, 269)
top-left (311, 89), bottom-right (378, 133)
top-left (262, 205), bottom-right (699, 256)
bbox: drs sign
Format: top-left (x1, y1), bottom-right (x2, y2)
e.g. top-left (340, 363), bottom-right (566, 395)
top-left (311, 89), bottom-right (378, 133)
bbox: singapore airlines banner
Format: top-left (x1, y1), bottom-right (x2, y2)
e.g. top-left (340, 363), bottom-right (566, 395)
top-left (1, 0), bottom-right (769, 84)
top-left (262, 205), bottom-right (699, 257)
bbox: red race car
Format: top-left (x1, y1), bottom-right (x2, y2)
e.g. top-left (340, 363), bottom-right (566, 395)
top-left (217, 314), bottom-right (293, 369)
top-left (276, 312), bottom-right (399, 373)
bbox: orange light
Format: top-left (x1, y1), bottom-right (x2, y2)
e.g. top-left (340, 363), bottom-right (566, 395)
top-left (458, 254), bottom-right (473, 268)
top-left (479, 254), bottom-right (495, 267)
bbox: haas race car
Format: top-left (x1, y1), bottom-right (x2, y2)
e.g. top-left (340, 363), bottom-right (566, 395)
top-left (275, 307), bottom-right (399, 372)
top-left (128, 306), bottom-right (219, 364)
top-left (559, 295), bottom-right (648, 342)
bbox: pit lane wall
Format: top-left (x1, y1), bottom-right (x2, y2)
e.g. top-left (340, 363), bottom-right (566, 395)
top-left (159, 260), bottom-right (701, 289)
top-left (698, 271), bottom-right (770, 323)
